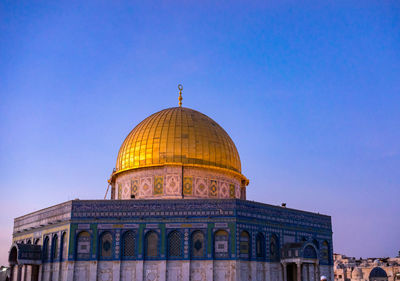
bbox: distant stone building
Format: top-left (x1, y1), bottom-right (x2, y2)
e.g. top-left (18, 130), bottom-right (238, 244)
top-left (8, 91), bottom-right (333, 281)
top-left (334, 254), bottom-right (400, 281)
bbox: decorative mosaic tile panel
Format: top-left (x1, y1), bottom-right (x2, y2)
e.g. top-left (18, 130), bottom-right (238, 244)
top-left (122, 183), bottom-right (130, 199)
top-left (131, 179), bottom-right (139, 197)
top-left (209, 180), bottom-right (218, 197)
top-left (166, 174), bottom-right (179, 195)
top-left (140, 177), bottom-right (152, 197)
top-left (220, 182), bottom-right (229, 198)
top-left (183, 177), bottom-right (193, 195)
top-left (118, 184), bottom-right (122, 199)
top-left (229, 184), bottom-right (235, 198)
top-left (154, 176), bottom-right (164, 195)
top-left (194, 177), bottom-right (208, 197)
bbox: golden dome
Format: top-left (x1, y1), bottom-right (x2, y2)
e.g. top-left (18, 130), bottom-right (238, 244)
top-left (115, 107), bottom-right (243, 177)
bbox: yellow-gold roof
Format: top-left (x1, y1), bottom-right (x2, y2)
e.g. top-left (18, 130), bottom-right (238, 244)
top-left (115, 107), bottom-right (242, 175)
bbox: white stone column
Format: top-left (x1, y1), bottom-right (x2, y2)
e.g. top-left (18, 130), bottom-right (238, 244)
top-left (251, 261), bottom-right (258, 281)
top-left (89, 261), bottom-right (97, 281)
top-left (205, 260), bottom-right (213, 281)
top-left (26, 265), bottom-right (32, 281)
top-left (135, 260), bottom-right (143, 281)
top-left (159, 260), bottom-right (166, 281)
top-left (302, 264), bottom-right (307, 281)
top-left (182, 261), bottom-right (190, 281)
top-left (282, 263), bottom-right (287, 281)
top-left (296, 263), bottom-right (301, 281)
top-left (20, 265), bottom-right (26, 281)
top-left (235, 260), bottom-right (241, 281)
top-left (263, 262), bottom-right (269, 281)
top-left (314, 263), bottom-right (319, 281)
top-left (65, 261), bottom-right (74, 281)
top-left (111, 261), bottom-right (120, 281)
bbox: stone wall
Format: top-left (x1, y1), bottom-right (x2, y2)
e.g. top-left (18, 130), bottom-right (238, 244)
top-left (14, 260), bottom-right (334, 281)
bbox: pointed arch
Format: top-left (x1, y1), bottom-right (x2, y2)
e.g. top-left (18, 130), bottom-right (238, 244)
top-left (191, 230), bottom-right (205, 259)
top-left (144, 231), bottom-right (159, 259)
top-left (99, 231), bottom-right (113, 259)
top-left (270, 234), bottom-right (279, 262)
top-left (256, 232), bottom-right (265, 259)
top-left (43, 236), bottom-right (50, 262)
top-left (320, 240), bottom-right (330, 264)
top-left (239, 231), bottom-right (250, 260)
top-left (60, 232), bottom-right (68, 261)
top-left (52, 234), bottom-right (59, 261)
top-left (303, 244), bottom-right (317, 259)
top-left (76, 231), bottom-right (91, 260)
top-left (214, 230), bottom-right (229, 259)
top-left (167, 230), bottom-right (183, 258)
top-left (122, 231), bottom-right (136, 259)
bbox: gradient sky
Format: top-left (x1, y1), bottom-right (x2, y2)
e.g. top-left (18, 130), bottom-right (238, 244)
top-left (1, 0), bottom-right (399, 265)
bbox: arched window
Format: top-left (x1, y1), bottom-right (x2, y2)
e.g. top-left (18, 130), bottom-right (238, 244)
top-left (270, 234), bottom-right (279, 261)
top-left (34, 238), bottom-right (40, 245)
top-left (99, 232), bottom-right (113, 259)
top-left (321, 241), bottom-right (330, 264)
top-left (76, 231), bottom-right (91, 260)
top-left (145, 231), bottom-right (159, 259)
top-left (256, 233), bottom-right (265, 259)
top-left (43, 237), bottom-right (50, 262)
top-left (9, 246), bottom-right (17, 265)
top-left (27, 239), bottom-right (32, 244)
top-left (122, 231), bottom-right (136, 258)
top-left (303, 245), bottom-right (317, 259)
top-left (61, 232), bottom-right (68, 261)
top-left (168, 231), bottom-right (182, 258)
top-left (191, 231), bottom-right (205, 258)
top-left (239, 231), bottom-right (250, 259)
top-left (214, 230), bottom-right (229, 259)
top-left (52, 235), bottom-right (59, 260)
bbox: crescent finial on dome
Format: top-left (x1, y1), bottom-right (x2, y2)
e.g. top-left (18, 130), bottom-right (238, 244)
top-left (178, 84), bottom-right (183, 107)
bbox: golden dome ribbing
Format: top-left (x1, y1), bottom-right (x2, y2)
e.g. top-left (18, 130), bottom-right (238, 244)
top-left (115, 107), bottom-right (242, 175)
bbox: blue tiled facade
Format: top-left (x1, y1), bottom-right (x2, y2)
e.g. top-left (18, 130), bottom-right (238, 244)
top-left (58, 199), bottom-right (333, 265)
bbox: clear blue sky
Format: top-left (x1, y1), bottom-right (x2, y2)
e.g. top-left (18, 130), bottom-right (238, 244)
top-left (1, 1), bottom-right (399, 265)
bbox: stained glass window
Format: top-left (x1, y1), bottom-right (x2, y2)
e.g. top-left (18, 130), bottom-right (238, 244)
top-left (303, 245), bottom-right (317, 259)
top-left (145, 231), bottom-right (158, 258)
top-left (76, 231), bottom-right (91, 260)
top-left (61, 232), bottom-right (68, 260)
top-left (52, 235), bottom-right (59, 260)
top-left (100, 232), bottom-right (113, 259)
top-left (214, 230), bottom-right (229, 259)
top-left (239, 231), bottom-right (250, 259)
top-left (270, 234), bottom-right (279, 261)
top-left (43, 237), bottom-right (50, 262)
top-left (191, 231), bottom-right (205, 258)
top-left (123, 231), bottom-right (136, 258)
top-left (168, 231), bottom-right (182, 258)
top-left (321, 241), bottom-right (330, 263)
top-left (256, 233), bottom-right (265, 258)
